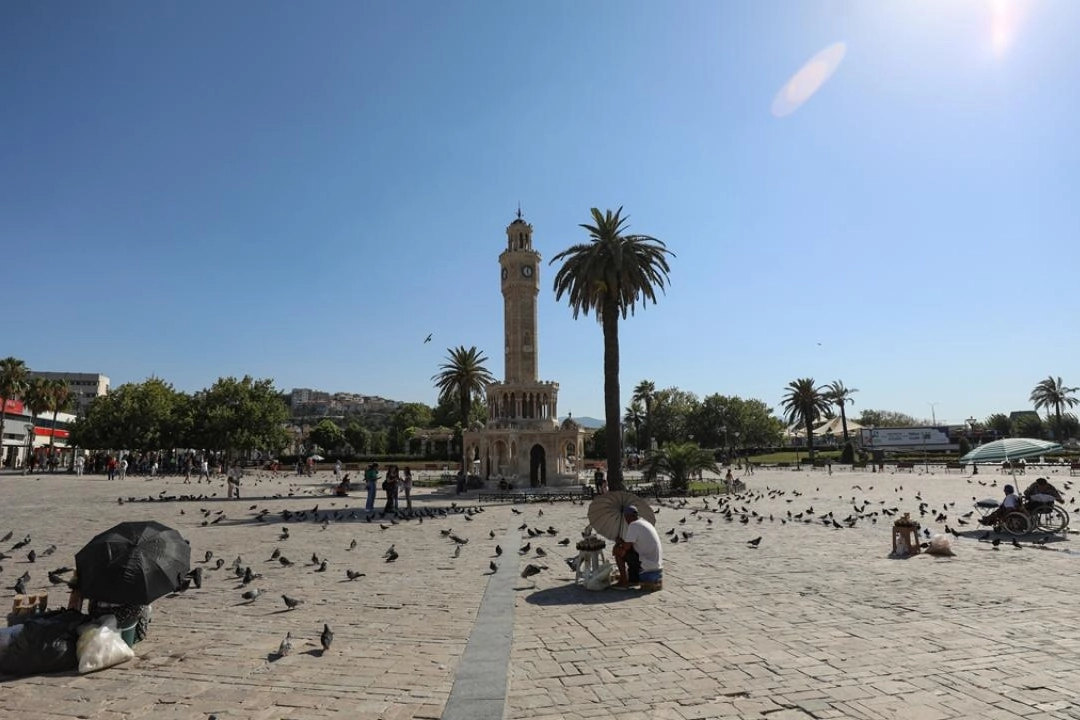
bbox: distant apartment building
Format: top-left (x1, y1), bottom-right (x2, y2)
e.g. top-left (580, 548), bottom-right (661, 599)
top-left (28, 371), bottom-right (110, 416)
top-left (289, 388), bottom-right (402, 418)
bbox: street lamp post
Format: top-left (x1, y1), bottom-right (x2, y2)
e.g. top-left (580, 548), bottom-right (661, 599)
top-left (720, 425), bottom-right (728, 464)
top-left (923, 431), bottom-right (931, 472)
top-left (966, 416), bottom-right (978, 445)
top-left (733, 431), bottom-right (740, 466)
top-left (929, 402), bottom-right (940, 426)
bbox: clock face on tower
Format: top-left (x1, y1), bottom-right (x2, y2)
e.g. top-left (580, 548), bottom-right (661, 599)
top-left (521, 265), bottom-right (533, 278)
top-left (501, 267), bottom-right (508, 280)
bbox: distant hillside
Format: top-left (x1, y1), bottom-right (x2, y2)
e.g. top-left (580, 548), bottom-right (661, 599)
top-left (560, 415), bottom-right (604, 429)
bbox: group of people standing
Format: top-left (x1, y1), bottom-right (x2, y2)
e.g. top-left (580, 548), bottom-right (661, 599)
top-left (361, 462), bottom-right (413, 513)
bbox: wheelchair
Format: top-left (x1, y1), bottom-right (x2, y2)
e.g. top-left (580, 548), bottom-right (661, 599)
top-left (995, 496), bottom-right (1070, 536)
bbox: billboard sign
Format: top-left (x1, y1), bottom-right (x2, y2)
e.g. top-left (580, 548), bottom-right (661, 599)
top-left (860, 426), bottom-right (953, 448)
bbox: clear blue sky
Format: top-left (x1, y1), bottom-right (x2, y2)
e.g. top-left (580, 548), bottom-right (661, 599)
top-left (3, 1), bottom-right (1077, 426)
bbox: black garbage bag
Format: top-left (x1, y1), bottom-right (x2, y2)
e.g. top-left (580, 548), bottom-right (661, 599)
top-left (0, 610), bottom-right (87, 677)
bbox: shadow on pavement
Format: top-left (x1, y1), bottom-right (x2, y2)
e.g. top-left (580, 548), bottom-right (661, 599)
top-left (524, 583), bottom-right (649, 606)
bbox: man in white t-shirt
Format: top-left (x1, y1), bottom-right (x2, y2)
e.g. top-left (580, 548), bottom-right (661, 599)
top-left (979, 484), bottom-right (1020, 527)
top-left (614, 506), bottom-right (663, 591)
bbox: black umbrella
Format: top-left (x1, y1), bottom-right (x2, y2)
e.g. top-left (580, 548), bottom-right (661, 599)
top-left (75, 521), bottom-right (191, 605)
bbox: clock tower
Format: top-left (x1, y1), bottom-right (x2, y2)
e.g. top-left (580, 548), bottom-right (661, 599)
top-left (499, 208), bottom-right (540, 384)
top-left (462, 210), bottom-right (588, 487)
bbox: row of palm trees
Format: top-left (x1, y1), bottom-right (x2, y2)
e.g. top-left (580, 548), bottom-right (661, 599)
top-left (0, 356), bottom-right (73, 464)
top-left (779, 375), bottom-right (1079, 461)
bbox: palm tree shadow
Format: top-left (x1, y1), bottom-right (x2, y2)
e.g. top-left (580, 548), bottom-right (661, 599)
top-left (524, 582), bottom-right (648, 606)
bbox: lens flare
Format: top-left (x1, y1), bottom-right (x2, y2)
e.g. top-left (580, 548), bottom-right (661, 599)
top-left (989, 0), bottom-right (1021, 56)
top-left (771, 42), bottom-right (847, 118)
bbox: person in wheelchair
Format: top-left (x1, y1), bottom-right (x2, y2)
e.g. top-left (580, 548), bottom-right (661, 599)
top-left (979, 484), bottom-right (1021, 526)
top-left (1023, 476), bottom-right (1063, 504)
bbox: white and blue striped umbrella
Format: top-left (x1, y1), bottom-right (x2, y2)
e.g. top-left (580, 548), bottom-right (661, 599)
top-left (960, 438), bottom-right (1063, 464)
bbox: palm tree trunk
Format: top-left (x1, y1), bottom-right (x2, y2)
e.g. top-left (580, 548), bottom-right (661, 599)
top-left (805, 413), bottom-right (815, 462)
top-left (1055, 402), bottom-right (1062, 442)
top-left (840, 405), bottom-right (849, 442)
top-left (49, 409), bottom-right (59, 468)
top-left (602, 303), bottom-right (623, 491)
top-left (0, 407), bottom-right (7, 468)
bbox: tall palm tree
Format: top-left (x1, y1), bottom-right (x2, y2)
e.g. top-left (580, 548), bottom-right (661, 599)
top-left (623, 400), bottom-right (645, 451)
top-left (0, 357), bottom-right (29, 467)
top-left (44, 378), bottom-right (72, 466)
top-left (1030, 376), bottom-right (1080, 442)
top-left (824, 380), bottom-right (859, 441)
top-left (432, 346), bottom-right (495, 471)
top-left (781, 378), bottom-right (830, 461)
top-left (23, 378), bottom-right (49, 464)
top-left (632, 380), bottom-right (657, 453)
top-left (551, 207), bottom-right (673, 491)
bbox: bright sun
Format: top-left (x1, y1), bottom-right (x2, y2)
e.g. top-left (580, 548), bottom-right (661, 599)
top-left (989, 0), bottom-right (1022, 55)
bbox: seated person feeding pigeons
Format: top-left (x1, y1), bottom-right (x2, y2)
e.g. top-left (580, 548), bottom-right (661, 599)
top-left (613, 505), bottom-right (664, 591)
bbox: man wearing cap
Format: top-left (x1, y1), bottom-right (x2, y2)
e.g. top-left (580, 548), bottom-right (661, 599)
top-left (614, 505), bottom-right (663, 591)
top-left (979, 484), bottom-right (1021, 527)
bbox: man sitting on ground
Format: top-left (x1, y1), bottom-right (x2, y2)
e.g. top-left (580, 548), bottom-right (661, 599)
top-left (1023, 476), bottom-right (1064, 504)
top-left (613, 506), bottom-right (664, 591)
top-left (979, 484), bottom-right (1021, 526)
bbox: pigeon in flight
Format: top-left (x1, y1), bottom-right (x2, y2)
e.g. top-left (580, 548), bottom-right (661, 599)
top-left (424, 333), bottom-right (432, 344)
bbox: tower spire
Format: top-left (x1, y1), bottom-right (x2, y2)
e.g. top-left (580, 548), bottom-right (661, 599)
top-left (516, 203), bottom-right (523, 220)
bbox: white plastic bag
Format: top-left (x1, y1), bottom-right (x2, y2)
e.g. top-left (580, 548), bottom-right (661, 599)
top-left (76, 622), bottom-right (134, 673)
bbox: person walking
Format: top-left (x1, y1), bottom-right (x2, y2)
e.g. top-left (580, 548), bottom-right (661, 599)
top-left (227, 460), bottom-right (242, 499)
top-left (402, 467), bottom-right (413, 512)
top-left (118, 456), bottom-right (128, 481)
top-left (74, 454), bottom-right (85, 477)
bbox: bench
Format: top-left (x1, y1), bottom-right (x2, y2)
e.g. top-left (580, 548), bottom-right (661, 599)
top-left (896, 462), bottom-right (915, 472)
top-left (851, 461), bottom-right (868, 470)
top-left (1000, 461), bottom-right (1027, 475)
top-left (945, 462), bottom-right (966, 473)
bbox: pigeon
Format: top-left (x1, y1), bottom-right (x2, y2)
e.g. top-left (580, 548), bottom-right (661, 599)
top-left (452, 545), bottom-right (461, 558)
top-left (26, 550), bottom-right (36, 563)
top-left (489, 561), bottom-right (498, 573)
top-left (384, 547), bottom-right (399, 563)
top-left (311, 553), bottom-right (320, 565)
top-left (346, 569), bottom-right (365, 581)
top-left (519, 542), bottom-right (531, 554)
top-left (47, 570), bottom-right (66, 585)
top-left (270, 548), bottom-right (281, 560)
top-left (489, 530), bottom-right (496, 539)
top-left (187, 567), bottom-right (204, 589)
top-left (348, 539), bottom-right (357, 551)
top-left (521, 563), bottom-right (546, 579)
top-left (242, 567), bottom-right (256, 585)
top-left (423, 333), bottom-right (432, 344)
top-left (316, 560), bottom-right (328, 572)
top-left (383, 544), bottom-right (396, 559)
top-left (282, 594), bottom-right (303, 610)
top-left (214, 558), bottom-right (225, 570)
top-left (0, 531), bottom-right (11, 543)
top-left (747, 537), bottom-right (762, 548)
top-left (241, 588), bottom-right (262, 602)
top-left (276, 631), bottom-right (293, 657)
top-left (204, 550), bottom-right (214, 563)
top-left (495, 545), bottom-right (503, 557)
top-left (558, 538), bottom-right (571, 546)
top-left (535, 547), bottom-right (546, 557)
top-left (320, 623), bottom-right (334, 652)
top-left (278, 556), bottom-right (293, 567)
top-left (14, 578), bottom-right (27, 595)
top-left (280, 528), bottom-right (290, 540)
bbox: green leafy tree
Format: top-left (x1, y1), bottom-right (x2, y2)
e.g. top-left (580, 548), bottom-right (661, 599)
top-left (432, 346), bottom-right (495, 469)
top-left (71, 378), bottom-right (185, 451)
top-left (986, 413), bottom-right (1012, 438)
top-left (643, 442), bottom-right (719, 493)
top-left (781, 378), bottom-right (830, 461)
top-left (687, 394), bottom-right (786, 450)
top-left (309, 419), bottom-right (346, 454)
top-left (589, 425), bottom-right (607, 458)
top-left (1013, 413), bottom-right (1044, 439)
top-left (1030, 376), bottom-right (1079, 442)
top-left (551, 208), bottom-right (673, 490)
top-left (647, 387), bottom-right (699, 447)
top-left (0, 357), bottom-right (29, 464)
top-left (190, 376), bottom-right (290, 460)
top-left (1048, 413), bottom-right (1079, 443)
top-left (824, 380), bottom-right (858, 441)
top-left (344, 421), bottom-right (371, 456)
top-left (390, 402), bottom-right (434, 452)
top-left (44, 378), bottom-right (72, 461)
top-left (856, 409), bottom-right (923, 428)
top-left (369, 429), bottom-right (389, 455)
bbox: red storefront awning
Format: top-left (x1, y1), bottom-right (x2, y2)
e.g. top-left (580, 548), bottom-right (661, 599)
top-left (33, 428), bottom-right (70, 440)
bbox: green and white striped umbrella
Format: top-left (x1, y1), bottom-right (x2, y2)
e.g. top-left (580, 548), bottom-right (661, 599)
top-left (960, 438), bottom-right (1063, 464)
